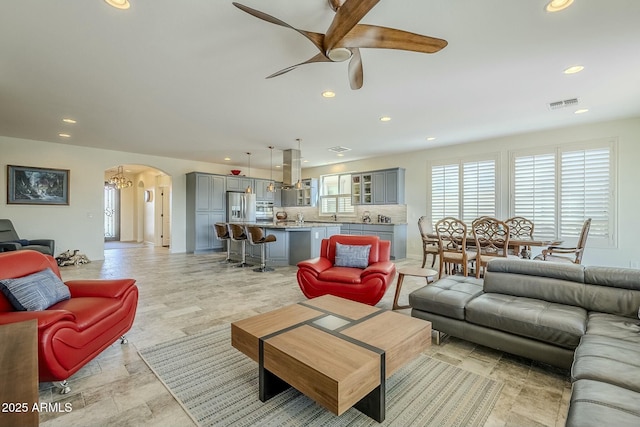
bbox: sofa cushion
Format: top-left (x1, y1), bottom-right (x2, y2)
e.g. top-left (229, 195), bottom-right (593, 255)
top-left (0, 268), bottom-right (70, 311)
top-left (318, 267), bottom-right (363, 284)
top-left (465, 293), bottom-right (587, 349)
top-left (567, 379), bottom-right (640, 427)
top-left (585, 312), bottom-right (640, 344)
top-left (334, 243), bottom-right (371, 268)
top-left (409, 276), bottom-right (483, 320)
top-left (571, 334), bottom-right (640, 393)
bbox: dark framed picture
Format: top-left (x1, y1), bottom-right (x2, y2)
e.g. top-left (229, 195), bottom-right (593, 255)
top-left (7, 165), bottom-right (70, 205)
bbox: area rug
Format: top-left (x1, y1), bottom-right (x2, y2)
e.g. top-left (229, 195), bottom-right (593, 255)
top-left (139, 324), bottom-right (502, 426)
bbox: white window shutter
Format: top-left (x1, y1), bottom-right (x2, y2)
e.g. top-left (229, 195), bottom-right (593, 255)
top-left (513, 153), bottom-right (556, 239)
top-left (560, 148), bottom-right (610, 241)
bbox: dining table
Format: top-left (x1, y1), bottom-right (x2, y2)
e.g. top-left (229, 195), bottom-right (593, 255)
top-left (426, 233), bottom-right (562, 259)
top-left (508, 237), bottom-right (563, 259)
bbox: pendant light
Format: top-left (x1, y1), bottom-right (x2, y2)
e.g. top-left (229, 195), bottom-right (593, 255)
top-left (245, 152), bottom-right (253, 193)
top-left (295, 138), bottom-right (303, 190)
top-left (267, 146), bottom-right (276, 192)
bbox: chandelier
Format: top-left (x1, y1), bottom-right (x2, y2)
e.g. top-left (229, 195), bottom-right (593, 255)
top-left (108, 166), bottom-right (133, 189)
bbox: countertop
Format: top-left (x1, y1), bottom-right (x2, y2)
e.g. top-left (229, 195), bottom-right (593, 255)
top-left (249, 220), bottom-right (407, 228)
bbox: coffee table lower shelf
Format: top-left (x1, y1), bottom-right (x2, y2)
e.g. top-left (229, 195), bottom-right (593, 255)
top-left (231, 295), bottom-right (431, 422)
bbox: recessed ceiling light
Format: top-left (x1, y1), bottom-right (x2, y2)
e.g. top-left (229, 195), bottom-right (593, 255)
top-left (426, 137), bottom-right (436, 141)
top-left (380, 116), bottom-right (391, 122)
top-left (224, 157), bottom-right (231, 161)
top-left (303, 160), bottom-right (309, 163)
top-left (545, 0), bottom-right (574, 12)
top-left (337, 153), bottom-right (344, 157)
top-left (58, 133), bottom-right (71, 138)
top-left (574, 109), bottom-right (589, 114)
top-left (563, 65), bottom-right (584, 74)
top-left (105, 0), bottom-right (130, 9)
top-left (62, 118), bottom-right (77, 124)
top-left (322, 91), bottom-right (336, 98)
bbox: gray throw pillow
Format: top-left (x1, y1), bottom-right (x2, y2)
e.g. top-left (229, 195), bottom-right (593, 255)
top-left (0, 268), bottom-right (70, 311)
top-left (334, 243), bottom-right (372, 268)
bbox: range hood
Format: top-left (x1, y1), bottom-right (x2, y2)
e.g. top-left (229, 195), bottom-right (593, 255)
top-left (282, 148), bottom-right (302, 189)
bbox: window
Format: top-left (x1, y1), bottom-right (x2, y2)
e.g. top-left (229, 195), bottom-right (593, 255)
top-left (430, 157), bottom-right (497, 225)
top-left (319, 173), bottom-right (354, 215)
top-left (511, 139), bottom-right (615, 246)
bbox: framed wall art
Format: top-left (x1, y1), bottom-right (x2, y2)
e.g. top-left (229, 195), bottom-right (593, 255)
top-left (7, 165), bottom-right (70, 205)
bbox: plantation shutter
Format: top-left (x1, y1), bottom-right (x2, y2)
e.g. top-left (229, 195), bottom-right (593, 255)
top-left (462, 160), bottom-right (496, 224)
top-left (560, 148), bottom-right (610, 242)
top-left (431, 164), bottom-right (459, 224)
top-left (513, 153), bottom-right (556, 238)
top-left (320, 173), bottom-right (354, 214)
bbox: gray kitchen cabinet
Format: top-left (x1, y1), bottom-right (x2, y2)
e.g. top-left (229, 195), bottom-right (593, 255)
top-left (278, 188), bottom-right (297, 207)
top-left (187, 172), bottom-right (226, 253)
top-left (255, 179), bottom-right (275, 202)
top-left (265, 229), bottom-right (289, 265)
top-left (278, 178), bottom-right (318, 207)
top-left (340, 223), bottom-right (407, 259)
top-left (226, 176), bottom-right (253, 192)
top-left (298, 178), bottom-right (318, 207)
top-left (351, 168), bottom-right (405, 205)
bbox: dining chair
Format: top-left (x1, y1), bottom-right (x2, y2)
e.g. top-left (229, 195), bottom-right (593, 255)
top-left (535, 218), bottom-right (591, 264)
top-left (435, 217), bottom-right (476, 279)
top-left (472, 217), bottom-right (514, 278)
top-left (505, 216), bottom-right (534, 257)
top-left (418, 216), bottom-right (439, 268)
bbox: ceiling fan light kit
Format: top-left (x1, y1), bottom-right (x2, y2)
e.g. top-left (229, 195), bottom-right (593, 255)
top-left (232, 0), bottom-right (447, 90)
top-left (327, 47), bottom-right (352, 62)
top-left (545, 0), bottom-right (574, 13)
top-left (105, 0), bottom-right (131, 10)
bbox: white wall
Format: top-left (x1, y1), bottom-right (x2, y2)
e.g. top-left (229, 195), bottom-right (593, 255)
top-left (0, 135), bottom-right (280, 261)
top-left (304, 117), bottom-right (640, 268)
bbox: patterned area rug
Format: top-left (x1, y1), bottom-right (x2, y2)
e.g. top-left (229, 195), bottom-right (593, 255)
top-left (139, 325), bottom-right (502, 427)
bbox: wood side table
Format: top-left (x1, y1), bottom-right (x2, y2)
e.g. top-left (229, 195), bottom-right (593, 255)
top-left (393, 267), bottom-right (437, 310)
top-left (0, 320), bottom-right (39, 427)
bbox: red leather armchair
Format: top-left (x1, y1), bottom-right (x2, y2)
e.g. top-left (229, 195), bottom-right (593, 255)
top-left (297, 235), bottom-right (396, 306)
top-left (0, 250), bottom-right (138, 393)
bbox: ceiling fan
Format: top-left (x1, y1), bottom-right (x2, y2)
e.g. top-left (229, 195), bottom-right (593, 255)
top-left (232, 0), bottom-right (448, 90)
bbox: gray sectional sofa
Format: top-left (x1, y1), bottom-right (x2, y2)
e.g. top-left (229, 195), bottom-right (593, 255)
top-left (409, 258), bottom-right (640, 426)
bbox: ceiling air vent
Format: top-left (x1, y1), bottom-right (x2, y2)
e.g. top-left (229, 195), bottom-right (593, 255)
top-left (328, 146), bottom-right (351, 153)
top-left (548, 98), bottom-right (579, 110)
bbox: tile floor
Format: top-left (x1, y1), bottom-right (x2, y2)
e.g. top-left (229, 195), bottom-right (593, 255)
top-left (37, 246), bottom-right (571, 426)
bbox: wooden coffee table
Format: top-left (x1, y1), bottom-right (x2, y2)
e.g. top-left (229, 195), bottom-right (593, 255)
top-left (231, 295), bottom-right (431, 422)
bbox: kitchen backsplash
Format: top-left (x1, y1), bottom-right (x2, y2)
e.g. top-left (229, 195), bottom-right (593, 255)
top-left (278, 205), bottom-right (407, 224)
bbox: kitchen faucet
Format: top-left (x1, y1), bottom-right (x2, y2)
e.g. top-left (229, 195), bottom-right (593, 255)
top-left (331, 214), bottom-right (337, 221)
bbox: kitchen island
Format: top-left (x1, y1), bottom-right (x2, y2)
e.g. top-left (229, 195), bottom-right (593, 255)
top-left (228, 222), bottom-right (341, 266)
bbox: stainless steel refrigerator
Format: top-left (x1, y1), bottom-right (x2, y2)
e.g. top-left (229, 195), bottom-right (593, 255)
top-left (226, 192), bottom-right (256, 223)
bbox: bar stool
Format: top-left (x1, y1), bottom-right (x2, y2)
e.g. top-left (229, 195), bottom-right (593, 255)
top-left (227, 223), bottom-right (250, 267)
top-left (245, 225), bottom-right (277, 272)
top-left (213, 223), bottom-right (234, 263)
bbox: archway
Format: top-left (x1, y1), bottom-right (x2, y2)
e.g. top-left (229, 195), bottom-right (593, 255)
top-left (103, 164), bottom-right (172, 250)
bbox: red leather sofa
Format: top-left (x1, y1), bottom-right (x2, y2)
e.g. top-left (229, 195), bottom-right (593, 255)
top-left (297, 234), bottom-right (396, 305)
top-left (0, 250), bottom-right (138, 393)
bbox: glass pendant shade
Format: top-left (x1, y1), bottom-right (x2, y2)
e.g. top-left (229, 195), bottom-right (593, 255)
top-left (267, 146), bottom-right (276, 192)
top-left (245, 152), bottom-right (252, 193)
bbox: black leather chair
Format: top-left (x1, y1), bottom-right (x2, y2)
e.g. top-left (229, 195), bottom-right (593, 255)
top-left (0, 219), bottom-right (55, 255)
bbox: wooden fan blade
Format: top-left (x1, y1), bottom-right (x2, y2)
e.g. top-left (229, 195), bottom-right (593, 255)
top-left (348, 48), bottom-right (363, 90)
top-left (324, 0), bottom-right (379, 53)
top-left (337, 24), bottom-right (448, 54)
top-left (232, 2), bottom-right (325, 52)
top-left (266, 53), bottom-right (332, 79)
